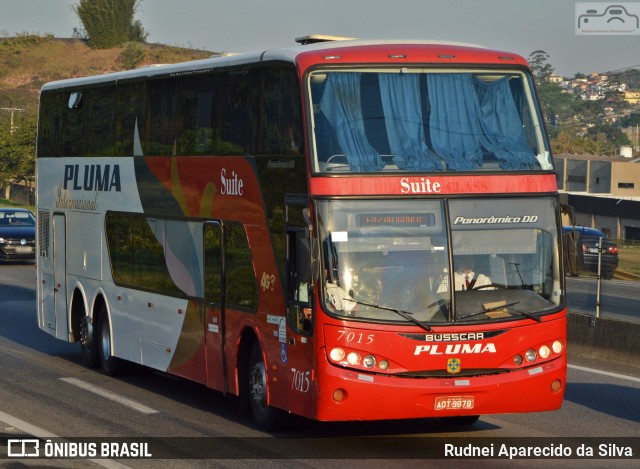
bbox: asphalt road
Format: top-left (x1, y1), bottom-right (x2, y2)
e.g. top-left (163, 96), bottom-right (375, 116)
top-left (565, 276), bottom-right (640, 322)
top-left (0, 262), bottom-right (638, 468)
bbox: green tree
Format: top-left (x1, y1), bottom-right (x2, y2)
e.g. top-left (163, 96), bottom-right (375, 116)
top-left (0, 113), bottom-right (36, 186)
top-left (73, 0), bottom-right (148, 49)
top-left (537, 82), bottom-right (574, 129)
top-left (586, 124), bottom-right (630, 148)
top-left (620, 112), bottom-right (640, 127)
top-left (118, 42), bottom-right (146, 69)
top-left (528, 50), bottom-right (555, 85)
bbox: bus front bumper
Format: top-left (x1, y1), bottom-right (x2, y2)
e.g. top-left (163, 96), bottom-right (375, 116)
top-left (314, 351), bottom-right (566, 422)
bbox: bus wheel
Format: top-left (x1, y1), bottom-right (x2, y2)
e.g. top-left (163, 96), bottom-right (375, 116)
top-left (440, 415), bottom-right (480, 426)
top-left (79, 314), bottom-right (99, 368)
top-left (98, 306), bottom-right (121, 376)
top-left (247, 343), bottom-right (285, 430)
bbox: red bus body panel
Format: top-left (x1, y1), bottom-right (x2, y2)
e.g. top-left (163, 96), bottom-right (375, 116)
top-left (315, 315), bottom-right (566, 421)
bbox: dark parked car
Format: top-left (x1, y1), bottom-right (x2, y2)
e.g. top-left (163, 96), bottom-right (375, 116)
top-left (563, 226), bottom-right (618, 279)
top-left (0, 208), bottom-right (36, 262)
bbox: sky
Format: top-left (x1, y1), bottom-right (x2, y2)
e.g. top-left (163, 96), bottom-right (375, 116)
top-left (0, 0), bottom-right (638, 77)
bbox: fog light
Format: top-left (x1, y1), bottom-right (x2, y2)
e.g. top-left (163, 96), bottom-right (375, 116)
top-left (363, 355), bottom-right (376, 368)
top-left (379, 360), bottom-right (389, 370)
top-left (347, 352), bottom-right (361, 365)
top-left (330, 347), bottom-right (345, 362)
top-left (552, 340), bottom-right (563, 354)
top-left (514, 354), bottom-right (523, 365)
top-left (525, 349), bottom-right (537, 362)
top-left (551, 379), bottom-right (562, 392)
top-left (539, 345), bottom-right (550, 359)
top-left (333, 388), bottom-right (346, 402)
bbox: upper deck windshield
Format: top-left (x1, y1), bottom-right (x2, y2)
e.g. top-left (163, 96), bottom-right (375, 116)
top-left (317, 197), bottom-right (562, 325)
top-left (308, 68), bottom-right (551, 173)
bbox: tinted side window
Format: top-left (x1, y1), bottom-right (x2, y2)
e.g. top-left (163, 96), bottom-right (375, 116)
top-left (115, 81), bottom-right (147, 156)
top-left (106, 212), bottom-right (183, 297)
top-left (179, 74), bottom-right (216, 156)
top-left (224, 222), bottom-right (257, 311)
top-left (146, 78), bottom-right (181, 156)
top-left (38, 86), bottom-right (116, 157)
top-left (259, 66), bottom-right (303, 155)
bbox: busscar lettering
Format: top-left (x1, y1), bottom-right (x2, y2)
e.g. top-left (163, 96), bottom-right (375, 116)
top-left (63, 164), bottom-right (121, 192)
top-left (424, 333), bottom-right (484, 342)
top-left (414, 343), bottom-right (497, 355)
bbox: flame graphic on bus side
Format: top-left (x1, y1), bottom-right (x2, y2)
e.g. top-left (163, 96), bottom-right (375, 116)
top-left (132, 119), bottom-right (202, 299)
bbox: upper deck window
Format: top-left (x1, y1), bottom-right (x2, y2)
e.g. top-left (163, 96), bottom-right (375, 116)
top-left (308, 69), bottom-right (551, 173)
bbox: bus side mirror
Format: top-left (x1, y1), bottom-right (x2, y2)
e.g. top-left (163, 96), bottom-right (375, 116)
top-left (301, 208), bottom-right (321, 284)
top-left (560, 203), bottom-right (582, 276)
top-left (310, 237), bottom-right (320, 283)
top-left (560, 203), bottom-right (575, 227)
top-left (564, 230), bottom-right (583, 276)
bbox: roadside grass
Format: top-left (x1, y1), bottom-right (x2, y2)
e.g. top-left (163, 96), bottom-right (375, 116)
top-left (617, 243), bottom-right (640, 277)
top-left (0, 198), bottom-right (34, 213)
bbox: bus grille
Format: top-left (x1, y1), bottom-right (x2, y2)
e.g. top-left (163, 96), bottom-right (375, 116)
top-left (395, 368), bottom-right (512, 378)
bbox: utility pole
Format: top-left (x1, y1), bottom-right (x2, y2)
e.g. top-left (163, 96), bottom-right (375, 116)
top-left (1, 107), bottom-right (24, 134)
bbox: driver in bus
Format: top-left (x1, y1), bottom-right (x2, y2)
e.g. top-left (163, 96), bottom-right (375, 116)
top-left (325, 281), bottom-right (357, 313)
top-left (438, 256), bottom-right (492, 292)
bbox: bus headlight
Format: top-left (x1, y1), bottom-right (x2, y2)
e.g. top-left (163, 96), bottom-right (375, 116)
top-left (362, 355), bottom-right (376, 368)
top-left (539, 345), bottom-right (551, 359)
top-left (330, 347), bottom-right (345, 362)
top-left (347, 352), bottom-right (361, 365)
top-left (552, 340), bottom-right (563, 354)
top-left (525, 349), bottom-right (537, 362)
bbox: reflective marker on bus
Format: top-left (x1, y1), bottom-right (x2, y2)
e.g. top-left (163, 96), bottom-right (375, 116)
top-left (36, 36), bottom-right (566, 430)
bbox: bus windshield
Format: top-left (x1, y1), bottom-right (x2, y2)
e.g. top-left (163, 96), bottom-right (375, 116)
top-left (317, 197), bottom-right (561, 325)
top-left (308, 69), bottom-right (551, 173)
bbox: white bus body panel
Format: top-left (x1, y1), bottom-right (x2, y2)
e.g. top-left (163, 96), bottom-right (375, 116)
top-left (37, 156), bottom-right (192, 372)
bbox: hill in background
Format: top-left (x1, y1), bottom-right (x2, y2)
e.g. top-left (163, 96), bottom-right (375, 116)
top-left (0, 35), bottom-right (215, 114)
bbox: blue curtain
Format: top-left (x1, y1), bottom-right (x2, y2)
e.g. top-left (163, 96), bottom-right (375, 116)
top-left (319, 73), bottom-right (385, 171)
top-left (427, 74), bottom-right (484, 170)
top-left (473, 77), bottom-right (536, 169)
top-left (378, 74), bottom-right (439, 171)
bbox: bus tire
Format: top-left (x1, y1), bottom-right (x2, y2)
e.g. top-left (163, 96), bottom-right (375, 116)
top-left (440, 415), bottom-right (480, 426)
top-left (79, 314), bottom-right (99, 368)
top-left (98, 306), bottom-right (121, 376)
top-left (247, 342), bottom-right (285, 430)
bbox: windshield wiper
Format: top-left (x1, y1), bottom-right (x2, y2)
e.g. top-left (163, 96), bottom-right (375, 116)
top-left (346, 297), bottom-right (440, 332)
top-left (457, 301), bottom-right (543, 322)
top-left (458, 301), bottom-right (520, 320)
top-left (510, 307), bottom-right (543, 322)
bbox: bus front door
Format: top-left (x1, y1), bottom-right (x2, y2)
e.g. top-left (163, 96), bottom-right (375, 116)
top-left (281, 206), bottom-right (316, 419)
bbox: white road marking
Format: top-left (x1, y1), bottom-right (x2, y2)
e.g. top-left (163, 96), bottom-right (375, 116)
top-left (568, 364), bottom-right (640, 383)
top-left (0, 410), bottom-right (131, 469)
top-left (60, 377), bottom-right (159, 415)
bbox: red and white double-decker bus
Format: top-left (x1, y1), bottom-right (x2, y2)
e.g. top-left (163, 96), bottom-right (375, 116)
top-left (36, 36), bottom-right (566, 429)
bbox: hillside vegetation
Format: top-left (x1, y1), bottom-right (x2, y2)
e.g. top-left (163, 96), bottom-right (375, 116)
top-left (0, 34), bottom-right (214, 113)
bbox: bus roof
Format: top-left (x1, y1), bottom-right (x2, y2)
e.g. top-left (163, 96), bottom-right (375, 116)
top-left (40, 38), bottom-right (529, 91)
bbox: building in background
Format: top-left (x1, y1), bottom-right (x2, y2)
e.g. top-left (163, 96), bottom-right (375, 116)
top-left (555, 153), bottom-right (640, 240)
